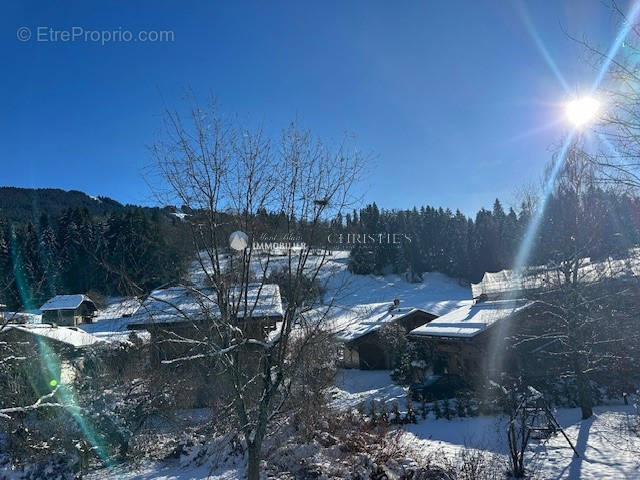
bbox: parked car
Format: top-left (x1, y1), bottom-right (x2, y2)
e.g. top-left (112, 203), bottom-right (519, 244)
top-left (409, 374), bottom-right (470, 401)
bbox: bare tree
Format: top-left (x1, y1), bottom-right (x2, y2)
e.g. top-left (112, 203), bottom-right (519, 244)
top-left (566, 1), bottom-right (640, 192)
top-left (148, 95), bottom-right (364, 479)
top-left (517, 147), bottom-right (640, 419)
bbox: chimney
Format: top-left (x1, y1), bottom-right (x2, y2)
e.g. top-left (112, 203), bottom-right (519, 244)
top-left (389, 298), bottom-right (401, 311)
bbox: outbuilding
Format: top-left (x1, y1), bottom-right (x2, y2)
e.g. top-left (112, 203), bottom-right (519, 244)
top-left (40, 294), bottom-right (97, 326)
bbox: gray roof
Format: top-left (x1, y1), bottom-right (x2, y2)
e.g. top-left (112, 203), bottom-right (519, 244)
top-left (127, 284), bottom-right (284, 327)
top-left (40, 294), bottom-right (95, 311)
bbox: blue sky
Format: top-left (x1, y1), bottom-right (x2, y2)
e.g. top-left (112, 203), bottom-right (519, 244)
top-left (1, 1), bottom-right (627, 215)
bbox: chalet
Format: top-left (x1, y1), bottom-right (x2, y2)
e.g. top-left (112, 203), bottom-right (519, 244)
top-left (40, 295), bottom-right (97, 326)
top-left (413, 255), bottom-right (640, 385)
top-left (335, 303), bottom-right (437, 369)
top-left (408, 299), bottom-right (536, 384)
top-left (126, 284), bottom-right (284, 365)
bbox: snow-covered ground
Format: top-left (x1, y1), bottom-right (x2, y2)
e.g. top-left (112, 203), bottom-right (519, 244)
top-left (333, 368), bottom-right (640, 480)
top-left (86, 461), bottom-right (242, 480)
top-left (189, 250), bottom-right (470, 309)
top-left (83, 255), bottom-right (640, 478)
top-left (329, 368), bottom-right (407, 410)
top-left (81, 369), bottom-right (640, 479)
top-left (8, 253), bottom-right (639, 479)
top-left (403, 405), bottom-right (640, 479)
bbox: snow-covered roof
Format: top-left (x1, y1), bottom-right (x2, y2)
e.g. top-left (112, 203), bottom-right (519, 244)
top-left (330, 303), bottom-right (430, 343)
top-left (409, 299), bottom-right (534, 339)
top-left (79, 297), bottom-right (144, 334)
top-left (94, 297), bottom-right (142, 321)
top-left (471, 254), bottom-right (640, 299)
top-left (91, 330), bottom-right (151, 346)
top-left (3, 324), bottom-right (103, 348)
top-left (40, 294), bottom-right (95, 311)
top-left (322, 288), bottom-right (472, 344)
top-left (127, 284), bottom-right (284, 327)
top-left (1, 311), bottom-right (42, 324)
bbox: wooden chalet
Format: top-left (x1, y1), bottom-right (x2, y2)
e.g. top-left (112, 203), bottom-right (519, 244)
top-left (126, 284), bottom-right (284, 366)
top-left (335, 302), bottom-right (438, 370)
top-left (408, 298), bottom-right (537, 384)
top-left (0, 324), bottom-right (104, 384)
top-left (40, 294), bottom-right (97, 326)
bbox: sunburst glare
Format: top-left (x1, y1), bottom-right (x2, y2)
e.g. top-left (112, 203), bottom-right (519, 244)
top-left (565, 96), bottom-right (600, 128)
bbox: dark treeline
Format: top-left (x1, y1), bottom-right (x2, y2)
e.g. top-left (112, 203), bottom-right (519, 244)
top-left (0, 207), bottom-right (191, 311)
top-left (343, 188), bottom-right (640, 283)
top-left (2, 183), bottom-right (639, 310)
top-left (0, 187), bottom-right (126, 222)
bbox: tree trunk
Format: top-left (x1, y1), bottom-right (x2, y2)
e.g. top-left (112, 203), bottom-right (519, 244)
top-left (246, 436), bottom-right (263, 480)
top-left (576, 370), bottom-right (593, 419)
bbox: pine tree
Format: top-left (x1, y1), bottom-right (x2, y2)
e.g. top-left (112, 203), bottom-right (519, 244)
top-left (368, 400), bottom-right (377, 424)
top-left (456, 395), bottom-right (467, 418)
top-left (442, 399), bottom-right (451, 420)
top-left (433, 400), bottom-right (442, 419)
top-left (420, 395), bottom-right (428, 420)
top-left (390, 399), bottom-right (400, 424)
top-left (405, 396), bottom-right (417, 424)
top-left (379, 400), bottom-right (389, 424)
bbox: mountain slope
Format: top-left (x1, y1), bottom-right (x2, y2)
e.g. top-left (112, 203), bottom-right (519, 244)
top-left (0, 187), bottom-right (125, 221)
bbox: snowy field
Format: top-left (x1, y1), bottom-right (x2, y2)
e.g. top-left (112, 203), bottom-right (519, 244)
top-left (81, 369), bottom-right (640, 479)
top-left (189, 250), bottom-right (471, 312)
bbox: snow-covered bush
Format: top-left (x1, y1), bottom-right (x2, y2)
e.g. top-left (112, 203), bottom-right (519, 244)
top-left (378, 322), bottom-right (432, 386)
top-left (0, 337), bottom-right (84, 476)
top-left (73, 340), bottom-right (167, 461)
top-left (267, 410), bottom-right (450, 479)
top-left (442, 447), bottom-right (506, 480)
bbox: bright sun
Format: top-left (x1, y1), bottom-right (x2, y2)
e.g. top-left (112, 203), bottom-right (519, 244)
top-left (565, 96), bottom-right (600, 127)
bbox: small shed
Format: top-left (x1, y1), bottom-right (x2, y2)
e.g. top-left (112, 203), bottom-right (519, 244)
top-left (40, 295), bottom-right (97, 326)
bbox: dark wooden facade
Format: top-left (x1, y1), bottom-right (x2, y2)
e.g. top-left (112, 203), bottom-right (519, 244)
top-left (409, 306), bottom-right (550, 386)
top-left (343, 310), bottom-right (436, 370)
top-left (42, 301), bottom-right (96, 327)
top-left (133, 314), bottom-right (282, 367)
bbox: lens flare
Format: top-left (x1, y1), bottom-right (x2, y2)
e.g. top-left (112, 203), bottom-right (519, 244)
top-left (565, 97), bottom-right (600, 127)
